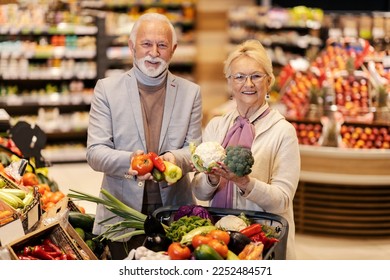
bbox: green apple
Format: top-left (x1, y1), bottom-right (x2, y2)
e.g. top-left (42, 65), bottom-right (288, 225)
top-left (163, 161), bottom-right (182, 184)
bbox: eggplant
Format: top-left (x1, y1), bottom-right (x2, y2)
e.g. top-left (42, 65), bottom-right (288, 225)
top-left (228, 231), bottom-right (252, 255)
top-left (144, 214), bottom-right (165, 236)
top-left (143, 233), bottom-right (172, 252)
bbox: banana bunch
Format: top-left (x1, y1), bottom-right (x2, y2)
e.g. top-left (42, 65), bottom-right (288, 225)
top-left (0, 187), bottom-right (34, 210)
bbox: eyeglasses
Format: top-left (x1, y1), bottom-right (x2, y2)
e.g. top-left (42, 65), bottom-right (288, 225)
top-left (229, 73), bottom-right (267, 84)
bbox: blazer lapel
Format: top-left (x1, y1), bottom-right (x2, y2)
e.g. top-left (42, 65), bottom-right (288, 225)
top-left (126, 70), bottom-right (147, 151)
top-left (159, 72), bottom-right (177, 151)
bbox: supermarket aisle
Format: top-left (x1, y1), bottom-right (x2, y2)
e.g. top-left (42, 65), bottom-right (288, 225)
top-left (49, 162), bottom-right (390, 260)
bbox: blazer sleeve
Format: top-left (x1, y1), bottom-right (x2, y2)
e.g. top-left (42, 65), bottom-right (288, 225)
top-left (86, 79), bottom-right (133, 178)
top-left (167, 83), bottom-right (203, 174)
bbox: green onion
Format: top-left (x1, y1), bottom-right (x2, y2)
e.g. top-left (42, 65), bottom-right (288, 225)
top-left (68, 188), bottom-right (167, 242)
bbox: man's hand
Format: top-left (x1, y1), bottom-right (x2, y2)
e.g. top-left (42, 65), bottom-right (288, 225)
top-left (127, 150), bottom-right (153, 181)
top-left (161, 152), bottom-right (176, 164)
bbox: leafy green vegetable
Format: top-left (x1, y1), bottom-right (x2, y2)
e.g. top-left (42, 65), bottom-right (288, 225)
top-left (165, 216), bottom-right (213, 242)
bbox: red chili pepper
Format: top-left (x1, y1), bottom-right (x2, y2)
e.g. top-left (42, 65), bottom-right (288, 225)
top-left (66, 253), bottom-right (77, 260)
top-left (148, 152), bottom-right (166, 172)
top-left (31, 245), bottom-right (55, 260)
top-left (23, 246), bottom-right (32, 256)
top-left (18, 254), bottom-right (39, 260)
top-left (240, 223), bottom-right (263, 238)
top-left (43, 238), bottom-right (62, 254)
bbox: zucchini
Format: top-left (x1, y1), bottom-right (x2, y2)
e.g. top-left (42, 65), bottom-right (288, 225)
top-left (226, 250), bottom-right (240, 260)
top-left (194, 244), bottom-right (223, 260)
top-left (68, 211), bottom-right (95, 232)
top-left (180, 225), bottom-right (216, 245)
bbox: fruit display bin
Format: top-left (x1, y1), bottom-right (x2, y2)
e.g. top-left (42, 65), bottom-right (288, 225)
top-left (0, 173), bottom-right (41, 233)
top-left (153, 206), bottom-right (289, 260)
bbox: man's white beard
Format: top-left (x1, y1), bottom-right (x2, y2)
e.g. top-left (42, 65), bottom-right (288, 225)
top-left (135, 55), bottom-right (168, 77)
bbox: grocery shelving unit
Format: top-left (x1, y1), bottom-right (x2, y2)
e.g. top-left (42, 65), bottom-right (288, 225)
top-left (0, 0), bottom-right (198, 163)
top-left (0, 2), bottom-right (101, 163)
top-left (227, 6), bottom-right (326, 71)
top-left (82, 0), bottom-right (197, 81)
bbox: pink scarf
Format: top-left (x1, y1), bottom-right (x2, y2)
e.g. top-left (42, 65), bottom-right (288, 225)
top-left (211, 107), bottom-right (270, 208)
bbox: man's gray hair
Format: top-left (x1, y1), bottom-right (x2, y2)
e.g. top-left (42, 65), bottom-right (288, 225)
top-left (129, 13), bottom-right (177, 49)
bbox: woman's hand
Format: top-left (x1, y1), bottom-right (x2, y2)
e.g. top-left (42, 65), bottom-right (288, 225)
top-left (210, 162), bottom-right (250, 191)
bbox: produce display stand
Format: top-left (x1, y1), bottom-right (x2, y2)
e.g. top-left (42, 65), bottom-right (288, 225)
top-left (7, 221), bottom-right (97, 260)
top-left (153, 206), bottom-right (289, 260)
top-left (0, 172), bottom-right (41, 234)
top-left (295, 145), bottom-right (390, 237)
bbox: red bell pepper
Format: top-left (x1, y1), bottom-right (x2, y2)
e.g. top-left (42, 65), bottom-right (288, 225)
top-left (250, 231), bottom-right (279, 250)
top-left (148, 152), bottom-right (166, 172)
top-left (239, 223), bottom-right (262, 238)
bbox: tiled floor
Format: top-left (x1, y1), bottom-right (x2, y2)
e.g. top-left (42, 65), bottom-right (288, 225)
top-left (49, 162), bottom-right (390, 260)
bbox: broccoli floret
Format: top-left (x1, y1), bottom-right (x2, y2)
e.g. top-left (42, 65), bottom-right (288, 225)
top-left (224, 145), bottom-right (255, 177)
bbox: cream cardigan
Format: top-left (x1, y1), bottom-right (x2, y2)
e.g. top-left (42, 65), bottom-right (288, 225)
top-left (191, 103), bottom-right (301, 260)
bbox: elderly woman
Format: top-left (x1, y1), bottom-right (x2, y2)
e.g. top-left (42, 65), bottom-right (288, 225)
top-left (191, 40), bottom-right (300, 260)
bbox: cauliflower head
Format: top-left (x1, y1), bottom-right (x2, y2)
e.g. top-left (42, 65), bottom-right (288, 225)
top-left (191, 141), bottom-right (226, 172)
top-left (215, 215), bottom-right (247, 231)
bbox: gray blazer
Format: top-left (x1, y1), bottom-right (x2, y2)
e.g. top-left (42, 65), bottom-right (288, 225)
top-left (87, 68), bottom-right (202, 236)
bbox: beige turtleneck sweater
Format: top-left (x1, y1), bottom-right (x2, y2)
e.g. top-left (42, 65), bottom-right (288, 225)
top-left (138, 80), bottom-right (166, 211)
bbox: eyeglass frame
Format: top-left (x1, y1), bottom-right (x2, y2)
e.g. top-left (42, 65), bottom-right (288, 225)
top-left (228, 72), bottom-right (268, 84)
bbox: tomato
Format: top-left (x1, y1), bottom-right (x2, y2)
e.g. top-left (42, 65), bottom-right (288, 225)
top-left (78, 206), bottom-right (86, 214)
top-left (167, 242), bottom-right (191, 260)
top-left (131, 154), bottom-right (154, 176)
top-left (37, 184), bottom-right (50, 195)
top-left (192, 234), bottom-right (213, 249)
top-left (207, 229), bottom-right (230, 245)
top-left (207, 239), bottom-right (228, 259)
top-left (22, 172), bottom-right (39, 186)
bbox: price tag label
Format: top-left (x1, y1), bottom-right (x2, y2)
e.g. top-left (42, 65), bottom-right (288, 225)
top-left (27, 201), bottom-right (40, 230)
top-left (0, 219), bottom-right (24, 246)
top-left (383, 56), bottom-right (390, 68)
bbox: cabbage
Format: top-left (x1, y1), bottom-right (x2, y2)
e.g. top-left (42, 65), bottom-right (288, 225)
top-left (174, 205), bottom-right (213, 222)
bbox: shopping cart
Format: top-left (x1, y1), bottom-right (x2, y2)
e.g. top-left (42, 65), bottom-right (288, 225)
top-left (153, 206), bottom-right (289, 260)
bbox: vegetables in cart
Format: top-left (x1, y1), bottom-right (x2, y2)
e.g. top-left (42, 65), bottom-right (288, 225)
top-left (165, 215), bottom-right (213, 242)
top-left (68, 189), bottom-right (283, 260)
top-left (167, 242), bottom-right (192, 260)
top-left (239, 223), bottom-right (280, 250)
top-left (173, 204), bottom-right (213, 221)
top-left (127, 246), bottom-right (170, 260)
top-left (215, 214), bottom-right (248, 231)
top-left (227, 231), bottom-right (251, 255)
top-left (238, 242), bottom-right (264, 260)
top-left (194, 244), bottom-right (223, 260)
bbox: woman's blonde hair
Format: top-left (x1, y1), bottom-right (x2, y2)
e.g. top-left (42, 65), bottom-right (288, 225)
top-left (224, 40), bottom-right (275, 91)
